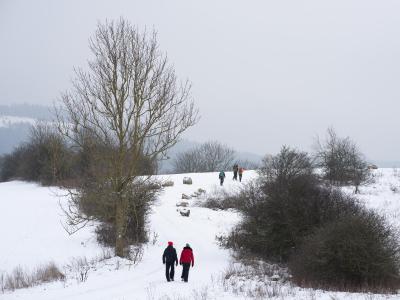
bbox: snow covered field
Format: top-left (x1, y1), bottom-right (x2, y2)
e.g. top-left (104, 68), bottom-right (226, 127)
top-left (1, 169), bottom-right (400, 299)
top-left (0, 182), bottom-right (104, 274)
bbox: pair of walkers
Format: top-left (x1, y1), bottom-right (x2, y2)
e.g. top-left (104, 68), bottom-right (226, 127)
top-left (219, 165), bottom-right (245, 186)
top-left (162, 242), bottom-right (194, 282)
top-left (233, 164), bottom-right (244, 182)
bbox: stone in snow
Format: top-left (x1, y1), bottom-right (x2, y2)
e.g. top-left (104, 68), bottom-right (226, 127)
top-left (183, 177), bottom-right (192, 185)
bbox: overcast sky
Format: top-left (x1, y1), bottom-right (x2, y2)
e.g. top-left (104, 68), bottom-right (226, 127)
top-left (1, 0), bottom-right (399, 161)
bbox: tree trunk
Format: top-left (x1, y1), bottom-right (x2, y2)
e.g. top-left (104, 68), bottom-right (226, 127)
top-left (115, 193), bottom-right (126, 257)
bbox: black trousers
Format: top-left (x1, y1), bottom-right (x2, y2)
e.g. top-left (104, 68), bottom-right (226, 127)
top-left (165, 262), bottom-right (175, 281)
top-left (181, 263), bottom-right (191, 282)
top-left (233, 171), bottom-right (238, 180)
top-left (220, 178), bottom-right (224, 186)
top-left (239, 173), bottom-right (242, 182)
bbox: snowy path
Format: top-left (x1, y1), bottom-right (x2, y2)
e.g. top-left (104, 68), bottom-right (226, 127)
top-left (1, 172), bottom-right (254, 300)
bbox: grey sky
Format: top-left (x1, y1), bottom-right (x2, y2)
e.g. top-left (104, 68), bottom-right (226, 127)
top-left (1, 0), bottom-right (400, 161)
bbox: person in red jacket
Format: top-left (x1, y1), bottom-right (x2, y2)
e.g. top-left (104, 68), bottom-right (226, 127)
top-left (179, 243), bottom-right (194, 282)
top-left (238, 167), bottom-right (245, 182)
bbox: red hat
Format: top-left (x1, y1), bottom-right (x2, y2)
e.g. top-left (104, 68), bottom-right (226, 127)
top-left (168, 241), bottom-right (173, 246)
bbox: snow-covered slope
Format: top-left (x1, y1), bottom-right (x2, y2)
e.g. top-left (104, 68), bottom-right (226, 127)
top-left (1, 169), bottom-right (400, 300)
top-left (0, 171), bottom-right (255, 299)
top-left (0, 115), bottom-right (37, 128)
top-left (0, 181), bottom-right (102, 274)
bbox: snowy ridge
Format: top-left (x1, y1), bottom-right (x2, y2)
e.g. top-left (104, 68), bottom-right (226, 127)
top-left (0, 115), bottom-right (37, 128)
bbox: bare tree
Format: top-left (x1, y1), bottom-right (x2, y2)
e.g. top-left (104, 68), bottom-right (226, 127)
top-left (30, 122), bottom-right (70, 184)
top-left (315, 128), bottom-right (371, 193)
top-left (57, 18), bottom-right (198, 256)
top-left (0, 121), bottom-right (71, 185)
top-left (172, 141), bottom-right (236, 173)
top-left (260, 145), bottom-right (314, 184)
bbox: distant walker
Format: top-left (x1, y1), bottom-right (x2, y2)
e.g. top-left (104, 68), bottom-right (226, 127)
top-left (219, 171), bottom-right (226, 186)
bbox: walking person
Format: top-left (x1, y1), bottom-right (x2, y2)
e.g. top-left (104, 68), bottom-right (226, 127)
top-left (162, 241), bottom-right (178, 282)
top-left (179, 243), bottom-right (194, 282)
top-left (219, 170), bottom-right (226, 186)
top-left (239, 167), bottom-right (244, 182)
top-left (233, 163), bottom-right (238, 180)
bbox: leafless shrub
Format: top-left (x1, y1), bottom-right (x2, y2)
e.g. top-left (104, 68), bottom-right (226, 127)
top-left (199, 188), bottom-right (243, 211)
top-left (390, 168), bottom-right (400, 193)
top-left (191, 286), bottom-right (209, 300)
top-left (95, 248), bottom-right (113, 262)
top-left (260, 145), bottom-right (314, 184)
top-left (220, 262), bottom-right (291, 299)
top-left (127, 245), bottom-right (144, 266)
top-left (315, 127), bottom-right (372, 193)
top-left (4, 266), bottom-right (32, 291)
top-left (34, 262), bottom-right (65, 284)
top-left (67, 257), bottom-right (90, 283)
top-left (2, 262), bottom-right (64, 292)
top-left (150, 231), bottom-right (159, 245)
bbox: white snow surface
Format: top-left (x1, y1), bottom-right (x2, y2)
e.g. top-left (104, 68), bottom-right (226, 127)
top-left (1, 169), bottom-right (400, 299)
top-left (0, 182), bottom-right (104, 273)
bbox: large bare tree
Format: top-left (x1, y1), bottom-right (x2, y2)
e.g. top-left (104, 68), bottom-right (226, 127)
top-left (57, 19), bottom-right (198, 256)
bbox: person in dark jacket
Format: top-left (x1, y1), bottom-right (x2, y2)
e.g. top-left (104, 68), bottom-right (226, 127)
top-left (179, 243), bottom-right (194, 282)
top-left (219, 171), bottom-right (226, 186)
top-left (233, 164), bottom-right (238, 181)
top-left (162, 241), bottom-right (178, 282)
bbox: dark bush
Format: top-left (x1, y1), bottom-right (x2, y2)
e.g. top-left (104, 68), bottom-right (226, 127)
top-left (81, 180), bottom-right (159, 247)
top-left (0, 123), bottom-right (72, 185)
top-left (228, 181), bottom-right (361, 262)
top-left (226, 146), bottom-right (362, 262)
top-left (289, 211), bottom-right (400, 292)
top-left (0, 123), bottom-right (157, 186)
top-left (95, 222), bottom-right (117, 247)
top-left (0, 150), bottom-right (21, 181)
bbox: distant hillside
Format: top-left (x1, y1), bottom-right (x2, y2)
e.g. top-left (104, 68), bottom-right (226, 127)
top-left (0, 123), bottom-right (31, 154)
top-left (2, 104), bottom-right (394, 168)
top-left (0, 104), bottom-right (53, 120)
top-left (0, 104), bottom-right (54, 154)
